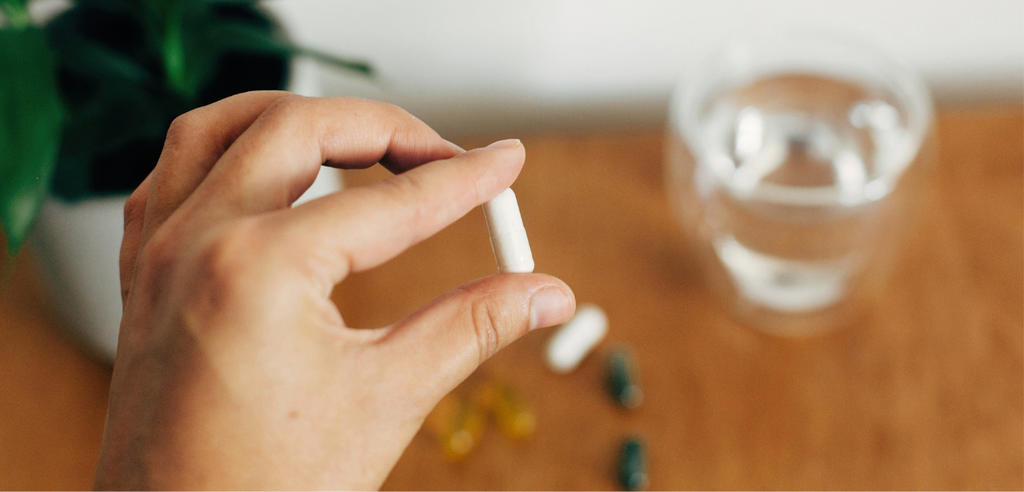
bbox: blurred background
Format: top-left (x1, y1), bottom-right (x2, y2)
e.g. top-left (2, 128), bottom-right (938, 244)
top-left (25, 0), bottom-right (1018, 135)
top-left (265, 0), bottom-right (1023, 136)
top-left (1, 0), bottom-right (1022, 490)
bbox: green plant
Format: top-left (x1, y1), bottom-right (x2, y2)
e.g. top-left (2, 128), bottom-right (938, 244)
top-left (0, 0), bottom-right (370, 257)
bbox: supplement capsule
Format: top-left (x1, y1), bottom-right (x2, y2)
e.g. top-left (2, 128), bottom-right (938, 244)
top-left (607, 348), bottom-right (643, 409)
top-left (471, 381), bottom-right (536, 441)
top-left (425, 391), bottom-right (485, 461)
top-left (483, 188), bottom-right (534, 273)
top-left (470, 380), bottom-right (498, 412)
top-left (491, 383), bottom-right (536, 440)
top-left (618, 436), bottom-right (649, 491)
top-left (546, 304), bottom-right (608, 373)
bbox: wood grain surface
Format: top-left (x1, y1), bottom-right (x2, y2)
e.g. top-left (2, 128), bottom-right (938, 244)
top-left (0, 108), bottom-right (1020, 490)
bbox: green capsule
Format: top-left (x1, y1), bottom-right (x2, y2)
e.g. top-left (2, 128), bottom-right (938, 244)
top-left (618, 436), bottom-right (649, 491)
top-left (607, 348), bottom-right (643, 409)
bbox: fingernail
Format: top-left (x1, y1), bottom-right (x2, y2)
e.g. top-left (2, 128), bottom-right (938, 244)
top-left (487, 138), bottom-right (522, 150)
top-left (444, 139), bottom-right (466, 153)
top-left (529, 288), bottom-right (574, 331)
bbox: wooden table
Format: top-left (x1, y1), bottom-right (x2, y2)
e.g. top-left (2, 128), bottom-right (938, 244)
top-left (1, 108), bottom-right (1020, 490)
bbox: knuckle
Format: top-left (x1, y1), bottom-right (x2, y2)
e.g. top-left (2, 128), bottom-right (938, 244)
top-left (469, 296), bottom-right (504, 365)
top-left (122, 190), bottom-right (147, 229)
top-left (344, 98), bottom-right (417, 133)
top-left (194, 223), bottom-right (260, 288)
top-left (165, 110), bottom-right (204, 147)
top-left (137, 221), bottom-right (259, 294)
top-left (344, 96), bottom-right (401, 114)
top-left (371, 99), bottom-right (411, 119)
top-left (262, 94), bottom-right (308, 125)
top-left (136, 228), bottom-right (177, 280)
top-left (175, 223), bottom-right (262, 322)
top-left (142, 221), bottom-right (267, 331)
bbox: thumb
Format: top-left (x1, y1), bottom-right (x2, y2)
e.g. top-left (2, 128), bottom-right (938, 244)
top-left (378, 274), bottom-right (575, 404)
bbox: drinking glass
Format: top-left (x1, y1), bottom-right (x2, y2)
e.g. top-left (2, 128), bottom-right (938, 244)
top-left (665, 32), bottom-right (934, 335)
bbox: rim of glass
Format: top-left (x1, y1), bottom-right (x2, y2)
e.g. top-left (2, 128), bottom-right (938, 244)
top-left (670, 30), bottom-right (934, 206)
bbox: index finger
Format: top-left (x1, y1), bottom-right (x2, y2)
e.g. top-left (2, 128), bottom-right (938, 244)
top-left (276, 139), bottom-right (526, 288)
top-left (174, 96), bottom-right (463, 227)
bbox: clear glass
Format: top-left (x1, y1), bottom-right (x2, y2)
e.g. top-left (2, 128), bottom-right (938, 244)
top-left (665, 32), bottom-right (935, 335)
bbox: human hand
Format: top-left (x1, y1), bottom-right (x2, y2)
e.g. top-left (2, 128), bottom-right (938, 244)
top-left (94, 92), bottom-right (576, 489)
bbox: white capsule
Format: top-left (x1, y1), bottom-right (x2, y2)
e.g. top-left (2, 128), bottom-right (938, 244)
top-left (546, 304), bottom-right (608, 374)
top-left (483, 188), bottom-right (534, 274)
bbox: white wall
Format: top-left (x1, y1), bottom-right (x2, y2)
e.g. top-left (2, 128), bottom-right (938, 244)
top-left (268, 1), bottom-right (1023, 136)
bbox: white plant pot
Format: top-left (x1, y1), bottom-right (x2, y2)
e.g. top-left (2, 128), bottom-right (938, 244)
top-left (30, 56), bottom-right (339, 363)
top-left (32, 196), bottom-right (130, 362)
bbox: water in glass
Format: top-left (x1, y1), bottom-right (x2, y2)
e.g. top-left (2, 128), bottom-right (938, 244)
top-left (690, 74), bottom-right (917, 313)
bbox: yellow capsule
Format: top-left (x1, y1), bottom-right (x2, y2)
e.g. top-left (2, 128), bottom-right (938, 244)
top-left (491, 383), bottom-right (536, 441)
top-left (426, 391), bottom-right (485, 462)
top-left (470, 380), bottom-right (499, 413)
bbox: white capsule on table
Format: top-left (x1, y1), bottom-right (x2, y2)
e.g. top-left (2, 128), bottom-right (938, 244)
top-left (483, 188), bottom-right (534, 274)
top-left (546, 304), bottom-right (608, 374)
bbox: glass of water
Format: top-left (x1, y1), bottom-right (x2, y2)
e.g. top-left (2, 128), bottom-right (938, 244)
top-left (666, 32), bottom-right (934, 335)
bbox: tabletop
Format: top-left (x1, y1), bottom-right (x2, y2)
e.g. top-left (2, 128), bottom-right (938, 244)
top-left (0, 107), bottom-right (1021, 490)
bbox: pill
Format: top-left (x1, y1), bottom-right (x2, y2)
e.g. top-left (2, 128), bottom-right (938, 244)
top-left (491, 383), bottom-right (536, 440)
top-left (483, 188), bottom-right (534, 273)
top-left (546, 304), bottom-right (608, 373)
top-left (618, 436), bottom-right (649, 491)
top-left (607, 348), bottom-right (643, 409)
top-left (470, 381), bottom-right (498, 412)
top-left (425, 391), bottom-right (485, 461)
top-left (471, 381), bottom-right (536, 441)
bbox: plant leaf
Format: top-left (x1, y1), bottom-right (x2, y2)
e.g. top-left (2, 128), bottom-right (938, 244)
top-left (295, 46), bottom-right (372, 77)
top-left (58, 39), bottom-right (152, 85)
top-left (0, 28), bottom-right (64, 255)
top-left (0, 0), bottom-right (31, 29)
top-left (192, 20), bottom-right (372, 78)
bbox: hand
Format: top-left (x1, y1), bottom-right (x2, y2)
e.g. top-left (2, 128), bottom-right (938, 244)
top-left (94, 92), bottom-right (576, 489)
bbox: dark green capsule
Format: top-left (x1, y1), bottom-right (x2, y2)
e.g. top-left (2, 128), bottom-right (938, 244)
top-left (607, 348), bottom-right (643, 409)
top-left (618, 436), bottom-right (649, 491)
